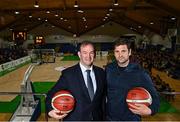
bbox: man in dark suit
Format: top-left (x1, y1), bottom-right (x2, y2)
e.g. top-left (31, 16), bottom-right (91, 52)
top-left (46, 41), bottom-right (106, 121)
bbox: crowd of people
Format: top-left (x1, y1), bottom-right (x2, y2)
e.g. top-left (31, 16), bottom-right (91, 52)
top-left (152, 75), bottom-right (175, 101)
top-left (131, 46), bottom-right (180, 79)
top-left (129, 46), bottom-right (178, 102)
top-left (0, 47), bottom-right (28, 64)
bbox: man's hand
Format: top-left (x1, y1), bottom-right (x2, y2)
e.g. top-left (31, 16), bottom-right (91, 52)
top-left (48, 109), bottom-right (68, 120)
top-left (128, 103), bottom-right (152, 116)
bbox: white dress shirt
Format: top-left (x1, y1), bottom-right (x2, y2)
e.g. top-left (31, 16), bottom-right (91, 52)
top-left (79, 62), bottom-right (97, 93)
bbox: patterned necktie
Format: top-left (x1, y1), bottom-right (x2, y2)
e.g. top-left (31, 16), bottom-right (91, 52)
top-left (86, 70), bottom-right (94, 100)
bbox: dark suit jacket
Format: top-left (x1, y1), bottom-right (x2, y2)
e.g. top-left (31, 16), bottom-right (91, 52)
top-left (46, 63), bottom-right (106, 121)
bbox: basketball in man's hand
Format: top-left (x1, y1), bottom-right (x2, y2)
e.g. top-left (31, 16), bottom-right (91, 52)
top-left (126, 87), bottom-right (152, 109)
top-left (51, 90), bottom-right (75, 113)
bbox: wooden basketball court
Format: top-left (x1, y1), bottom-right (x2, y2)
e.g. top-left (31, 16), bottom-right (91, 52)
top-left (0, 56), bottom-right (180, 121)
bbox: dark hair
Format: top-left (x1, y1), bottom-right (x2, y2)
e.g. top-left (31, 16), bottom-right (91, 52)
top-left (114, 38), bottom-right (131, 50)
top-left (79, 41), bottom-right (95, 51)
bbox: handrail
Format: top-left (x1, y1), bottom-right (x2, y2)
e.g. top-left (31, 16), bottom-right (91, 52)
top-left (0, 92), bottom-right (48, 122)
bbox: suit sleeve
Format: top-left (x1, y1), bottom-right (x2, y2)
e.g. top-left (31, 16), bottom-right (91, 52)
top-left (142, 72), bottom-right (160, 115)
top-left (45, 70), bottom-right (69, 113)
top-left (102, 70), bottom-right (107, 120)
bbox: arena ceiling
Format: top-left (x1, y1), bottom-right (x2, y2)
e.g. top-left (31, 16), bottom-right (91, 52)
top-left (0, 0), bottom-right (179, 36)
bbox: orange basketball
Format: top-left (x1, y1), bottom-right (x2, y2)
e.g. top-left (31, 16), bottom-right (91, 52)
top-left (51, 90), bottom-right (75, 113)
top-left (126, 87), bottom-right (152, 109)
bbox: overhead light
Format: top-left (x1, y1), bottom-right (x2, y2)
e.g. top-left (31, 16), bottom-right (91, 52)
top-left (77, 9), bottom-right (84, 13)
top-left (138, 25), bottom-right (142, 28)
top-left (28, 13), bottom-right (32, 18)
top-left (34, 0), bottom-right (39, 8)
top-left (55, 14), bottom-right (59, 17)
top-left (46, 10), bottom-right (50, 14)
top-left (15, 11), bottom-right (20, 14)
top-left (38, 17), bottom-right (41, 20)
top-left (68, 26), bottom-right (71, 29)
top-left (85, 25), bottom-right (88, 28)
top-left (109, 8), bottom-right (113, 11)
top-left (114, 0), bottom-right (119, 6)
top-left (74, 1), bottom-right (78, 8)
top-left (150, 22), bottom-right (154, 25)
top-left (73, 34), bottom-right (77, 37)
top-left (171, 17), bottom-right (176, 20)
top-left (106, 13), bottom-right (110, 16)
top-left (82, 17), bottom-right (86, 21)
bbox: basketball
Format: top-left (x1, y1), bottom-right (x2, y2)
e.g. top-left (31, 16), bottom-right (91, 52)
top-left (126, 87), bottom-right (152, 109)
top-left (51, 90), bottom-right (75, 113)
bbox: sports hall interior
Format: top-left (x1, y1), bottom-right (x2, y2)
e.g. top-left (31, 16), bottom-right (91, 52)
top-left (0, 0), bottom-right (180, 121)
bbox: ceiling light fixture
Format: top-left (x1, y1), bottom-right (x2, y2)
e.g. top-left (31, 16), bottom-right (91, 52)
top-left (138, 25), bottom-right (142, 28)
top-left (82, 17), bottom-right (86, 21)
top-left (114, 0), bottom-right (119, 6)
top-left (74, 1), bottom-right (78, 8)
top-left (77, 9), bottom-right (84, 13)
top-left (29, 13), bottom-right (32, 18)
top-left (34, 0), bottom-right (39, 8)
top-left (55, 14), bottom-right (59, 17)
top-left (73, 34), bottom-right (77, 37)
top-left (15, 11), bottom-right (20, 14)
top-left (171, 17), bottom-right (176, 20)
top-left (150, 22), bottom-right (154, 25)
top-left (46, 10), bottom-right (50, 14)
top-left (109, 8), bottom-right (113, 11)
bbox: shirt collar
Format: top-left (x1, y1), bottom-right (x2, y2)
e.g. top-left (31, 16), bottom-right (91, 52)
top-left (79, 62), bottom-right (93, 72)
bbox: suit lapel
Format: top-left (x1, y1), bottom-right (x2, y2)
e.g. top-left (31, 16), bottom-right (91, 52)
top-left (76, 64), bottom-right (91, 101)
top-left (93, 66), bottom-right (101, 100)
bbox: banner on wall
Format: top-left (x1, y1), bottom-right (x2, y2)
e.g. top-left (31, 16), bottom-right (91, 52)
top-left (0, 56), bottom-right (31, 72)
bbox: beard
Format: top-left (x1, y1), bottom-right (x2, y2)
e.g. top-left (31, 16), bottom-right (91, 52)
top-left (117, 58), bottom-right (129, 67)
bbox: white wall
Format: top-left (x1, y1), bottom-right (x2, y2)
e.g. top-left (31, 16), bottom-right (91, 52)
top-left (150, 34), bottom-right (171, 48)
top-left (29, 23), bottom-right (72, 36)
top-left (86, 22), bottom-right (138, 36)
top-left (0, 21), bottom-right (173, 49)
top-left (23, 21), bottom-right (140, 48)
